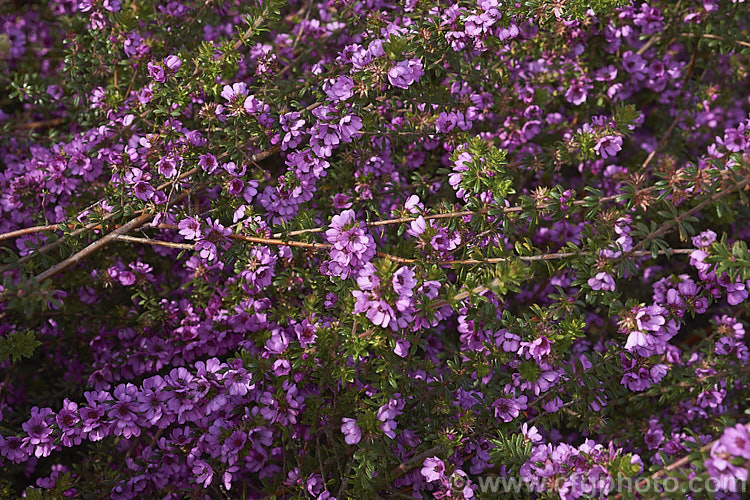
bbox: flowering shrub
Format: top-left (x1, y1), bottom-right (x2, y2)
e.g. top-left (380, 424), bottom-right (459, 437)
top-left (1, 0), bottom-right (750, 498)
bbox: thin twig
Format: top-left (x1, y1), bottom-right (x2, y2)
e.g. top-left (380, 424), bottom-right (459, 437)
top-left (274, 187), bottom-right (657, 238)
top-left (387, 445), bottom-right (446, 482)
top-left (12, 117), bottom-right (67, 130)
top-left (680, 32), bottom-right (750, 49)
top-left (0, 225), bottom-right (61, 242)
top-left (120, 224), bottom-right (696, 266)
top-left (114, 235), bottom-right (194, 250)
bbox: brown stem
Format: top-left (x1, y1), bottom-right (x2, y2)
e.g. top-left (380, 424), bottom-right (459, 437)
top-left (30, 213), bottom-right (153, 285)
top-left (275, 187), bottom-right (657, 238)
top-left (13, 118), bottom-right (67, 130)
top-left (680, 32), bottom-right (750, 49)
top-left (114, 235), bottom-right (194, 250)
top-left (0, 225), bottom-right (61, 242)
top-left (386, 444), bottom-right (446, 483)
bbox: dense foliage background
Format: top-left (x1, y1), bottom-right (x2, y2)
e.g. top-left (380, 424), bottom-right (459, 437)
top-left (1, 0), bottom-right (750, 498)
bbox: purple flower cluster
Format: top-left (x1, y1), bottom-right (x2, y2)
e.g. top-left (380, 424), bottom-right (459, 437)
top-left (520, 439), bottom-right (642, 499)
top-left (321, 209), bottom-right (376, 280)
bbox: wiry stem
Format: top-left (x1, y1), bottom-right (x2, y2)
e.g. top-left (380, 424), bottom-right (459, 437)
top-left (114, 227), bottom-right (696, 266)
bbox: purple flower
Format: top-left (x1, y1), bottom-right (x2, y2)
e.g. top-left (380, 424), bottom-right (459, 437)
top-left (294, 319), bottom-right (318, 348)
top-left (222, 430), bottom-right (248, 462)
top-left (341, 418), bottom-right (362, 445)
top-left (377, 397), bottom-right (403, 439)
top-left (195, 219), bottom-right (231, 261)
top-left (565, 81), bottom-right (591, 105)
top-left (635, 305), bottom-right (666, 332)
top-left (720, 127), bottom-right (747, 152)
top-left (706, 436), bottom-right (749, 489)
top-left (243, 94), bottom-right (266, 114)
top-left (338, 115), bottom-right (363, 142)
top-left (624, 330), bottom-right (652, 351)
top-left (57, 399), bottom-right (82, 447)
top-left (645, 427), bottom-right (664, 450)
top-left (164, 54), bottom-right (181, 71)
top-left (492, 395), bottom-right (527, 422)
top-left (103, 0), bottom-right (120, 11)
top-left (265, 329), bottom-right (290, 355)
top-left (388, 59), bottom-right (423, 89)
top-left (147, 61), bottom-right (165, 83)
top-left (588, 271), bottom-right (615, 291)
top-left (721, 424), bottom-right (750, 460)
top-left (223, 368), bottom-right (255, 396)
top-left (137, 376), bottom-right (169, 426)
top-left (0, 435), bottom-right (28, 463)
top-left (394, 339), bottom-right (410, 358)
top-left (366, 300), bottom-right (395, 329)
top-left (22, 407), bottom-right (55, 458)
top-left (192, 460), bottom-right (214, 487)
top-left (198, 153), bottom-right (219, 173)
top-left (221, 82), bottom-right (248, 102)
top-left (522, 336), bottom-right (551, 359)
top-left (272, 359), bottom-right (291, 376)
top-left (178, 217), bottom-right (202, 240)
top-left (622, 51), bottom-right (646, 74)
top-left (392, 266), bottom-right (417, 297)
top-left (421, 456), bottom-right (445, 482)
top-left (324, 76), bottom-right (354, 102)
top-left (157, 155), bottom-right (178, 178)
top-left (692, 229), bottom-right (717, 248)
top-left (108, 383), bottom-right (141, 439)
top-left (594, 135), bottom-right (623, 159)
top-left (690, 249), bottom-right (710, 272)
